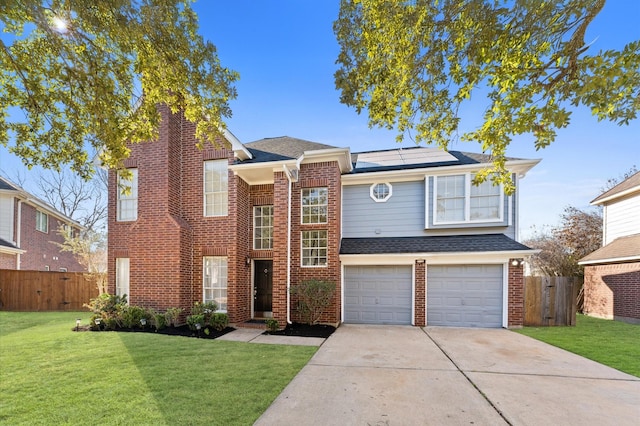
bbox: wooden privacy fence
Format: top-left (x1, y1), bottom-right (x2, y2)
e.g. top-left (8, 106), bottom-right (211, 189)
top-left (0, 269), bottom-right (98, 311)
top-left (524, 276), bottom-right (580, 326)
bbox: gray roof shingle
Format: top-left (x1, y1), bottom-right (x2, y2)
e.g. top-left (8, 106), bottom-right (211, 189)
top-left (340, 234), bottom-right (532, 255)
top-left (0, 237), bottom-right (18, 249)
top-left (0, 177), bottom-right (18, 191)
top-left (241, 137), bottom-right (338, 163)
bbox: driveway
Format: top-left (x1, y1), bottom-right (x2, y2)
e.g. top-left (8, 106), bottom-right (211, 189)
top-left (255, 325), bottom-right (640, 425)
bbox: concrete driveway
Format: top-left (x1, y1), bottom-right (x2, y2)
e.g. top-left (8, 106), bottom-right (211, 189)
top-left (255, 325), bottom-right (640, 426)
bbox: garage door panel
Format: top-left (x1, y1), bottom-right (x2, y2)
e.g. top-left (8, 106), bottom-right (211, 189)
top-left (428, 265), bottom-right (503, 328)
top-left (345, 265), bottom-right (412, 325)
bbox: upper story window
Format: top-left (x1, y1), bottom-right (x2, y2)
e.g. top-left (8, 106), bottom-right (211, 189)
top-left (204, 160), bottom-right (228, 217)
top-left (35, 210), bottom-right (48, 233)
top-left (254, 205), bottom-right (273, 250)
top-left (370, 182), bottom-right (392, 202)
top-left (117, 169), bottom-right (138, 222)
top-left (301, 187), bottom-right (327, 224)
top-left (434, 174), bottom-right (502, 224)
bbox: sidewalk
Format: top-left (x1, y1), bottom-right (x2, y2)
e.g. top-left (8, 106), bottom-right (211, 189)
top-left (217, 327), bottom-right (325, 346)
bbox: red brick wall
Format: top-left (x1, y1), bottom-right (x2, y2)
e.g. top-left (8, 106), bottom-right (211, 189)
top-left (288, 162), bottom-right (342, 324)
top-left (584, 262), bottom-right (640, 322)
top-left (414, 261), bottom-right (426, 326)
top-left (271, 172), bottom-right (290, 325)
top-left (508, 260), bottom-right (524, 327)
top-left (0, 252), bottom-right (16, 269)
top-left (17, 202), bottom-right (84, 272)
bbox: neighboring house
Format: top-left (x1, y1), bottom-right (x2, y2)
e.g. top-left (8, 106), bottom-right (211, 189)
top-left (0, 176), bottom-right (85, 272)
top-left (579, 171), bottom-right (640, 324)
top-left (107, 106), bottom-right (539, 328)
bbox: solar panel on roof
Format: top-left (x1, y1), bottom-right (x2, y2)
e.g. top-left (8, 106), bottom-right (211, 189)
top-left (355, 147), bottom-right (457, 169)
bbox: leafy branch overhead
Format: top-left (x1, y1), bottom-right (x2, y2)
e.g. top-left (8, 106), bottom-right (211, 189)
top-left (0, 0), bottom-right (238, 179)
top-left (334, 0), bottom-right (640, 191)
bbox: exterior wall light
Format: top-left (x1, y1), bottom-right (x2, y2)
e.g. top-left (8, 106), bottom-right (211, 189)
top-left (511, 259), bottom-right (524, 267)
top-left (140, 318), bottom-right (147, 327)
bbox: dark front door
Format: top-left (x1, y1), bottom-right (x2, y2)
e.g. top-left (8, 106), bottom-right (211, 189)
top-left (254, 260), bottom-right (273, 315)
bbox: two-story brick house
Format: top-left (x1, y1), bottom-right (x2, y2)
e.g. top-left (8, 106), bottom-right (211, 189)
top-left (108, 107), bottom-right (538, 327)
top-left (580, 171), bottom-right (640, 323)
top-left (0, 176), bottom-right (84, 271)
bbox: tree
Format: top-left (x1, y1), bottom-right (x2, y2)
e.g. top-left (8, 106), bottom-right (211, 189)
top-left (334, 0), bottom-right (640, 192)
top-left (1, 0), bottom-right (238, 179)
top-left (57, 226), bottom-right (108, 294)
top-left (525, 206), bottom-right (602, 277)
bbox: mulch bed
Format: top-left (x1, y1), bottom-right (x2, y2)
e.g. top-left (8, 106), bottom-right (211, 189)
top-left (264, 322), bottom-right (336, 338)
top-left (76, 325), bottom-right (235, 339)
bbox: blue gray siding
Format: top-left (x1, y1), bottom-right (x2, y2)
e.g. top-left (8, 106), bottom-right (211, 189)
top-left (342, 179), bottom-right (515, 238)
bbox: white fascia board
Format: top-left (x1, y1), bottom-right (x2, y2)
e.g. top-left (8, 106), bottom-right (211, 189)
top-left (301, 148), bottom-right (352, 173)
top-left (0, 246), bottom-right (25, 255)
top-left (224, 128), bottom-right (252, 160)
top-left (591, 186), bottom-right (640, 206)
top-left (579, 255), bottom-right (640, 265)
top-left (340, 250), bottom-right (539, 265)
top-left (230, 159), bottom-right (297, 185)
top-left (342, 159), bottom-right (541, 185)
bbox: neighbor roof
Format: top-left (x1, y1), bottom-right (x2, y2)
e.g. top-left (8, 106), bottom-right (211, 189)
top-left (591, 171), bottom-right (640, 205)
top-left (241, 136), bottom-right (339, 163)
top-left (579, 233), bottom-right (640, 265)
top-left (0, 176), bottom-right (18, 191)
top-left (340, 234), bottom-right (532, 255)
top-left (0, 237), bottom-right (18, 249)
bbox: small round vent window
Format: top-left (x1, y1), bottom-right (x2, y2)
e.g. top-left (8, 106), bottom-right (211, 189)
top-left (370, 183), bottom-right (392, 202)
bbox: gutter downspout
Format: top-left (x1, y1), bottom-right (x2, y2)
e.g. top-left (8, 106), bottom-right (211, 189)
top-left (283, 158), bottom-right (302, 325)
top-left (16, 199), bottom-right (22, 270)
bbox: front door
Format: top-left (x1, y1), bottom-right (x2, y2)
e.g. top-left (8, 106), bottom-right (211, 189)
top-left (254, 260), bottom-right (273, 317)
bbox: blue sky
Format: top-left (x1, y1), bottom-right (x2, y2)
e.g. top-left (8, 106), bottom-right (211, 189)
top-left (1, 1), bottom-right (639, 238)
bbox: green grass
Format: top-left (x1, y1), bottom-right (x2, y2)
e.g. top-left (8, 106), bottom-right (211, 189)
top-left (516, 314), bottom-right (640, 377)
top-left (0, 311), bottom-right (317, 425)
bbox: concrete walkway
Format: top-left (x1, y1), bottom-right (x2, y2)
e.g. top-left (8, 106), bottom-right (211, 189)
top-left (216, 327), bottom-right (325, 346)
top-left (255, 325), bottom-right (640, 425)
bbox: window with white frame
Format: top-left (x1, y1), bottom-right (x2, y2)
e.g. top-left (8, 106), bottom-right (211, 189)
top-left (254, 205), bottom-right (273, 250)
top-left (301, 230), bottom-right (328, 266)
top-left (434, 174), bottom-right (502, 224)
top-left (203, 256), bottom-right (227, 311)
top-left (117, 169), bottom-right (138, 221)
top-left (115, 258), bottom-right (130, 302)
top-left (35, 210), bottom-right (48, 233)
top-left (301, 187), bottom-right (327, 224)
top-left (203, 160), bottom-right (228, 217)
top-left (370, 182), bottom-right (392, 202)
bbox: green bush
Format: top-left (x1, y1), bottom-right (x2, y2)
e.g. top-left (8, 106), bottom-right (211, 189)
top-left (209, 313), bottom-right (229, 331)
top-left (265, 318), bottom-right (279, 332)
top-left (85, 293), bottom-right (128, 330)
top-left (164, 307), bottom-right (183, 327)
top-left (186, 314), bottom-right (205, 331)
top-left (121, 305), bottom-right (148, 329)
top-left (290, 279), bottom-right (336, 325)
top-left (152, 313), bottom-right (167, 330)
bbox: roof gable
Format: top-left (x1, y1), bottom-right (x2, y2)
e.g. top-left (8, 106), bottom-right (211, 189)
top-left (591, 171), bottom-right (640, 205)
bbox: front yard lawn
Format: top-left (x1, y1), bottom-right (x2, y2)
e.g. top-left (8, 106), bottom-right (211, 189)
top-left (516, 314), bottom-right (640, 377)
top-left (0, 311), bottom-right (316, 425)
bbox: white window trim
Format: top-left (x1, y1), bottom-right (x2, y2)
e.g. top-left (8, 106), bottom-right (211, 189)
top-left (117, 169), bottom-right (138, 222)
top-left (301, 187), bottom-right (328, 224)
top-left (370, 182), bottom-right (392, 202)
top-left (301, 230), bottom-right (328, 267)
top-left (432, 173), bottom-right (504, 225)
top-left (35, 210), bottom-right (48, 233)
top-left (203, 256), bottom-right (228, 312)
top-left (203, 159), bottom-right (229, 217)
top-left (253, 205), bottom-right (274, 250)
top-left (115, 258), bottom-right (130, 304)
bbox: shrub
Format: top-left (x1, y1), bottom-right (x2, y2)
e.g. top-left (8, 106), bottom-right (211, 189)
top-left (209, 313), bottom-right (229, 331)
top-left (120, 305), bottom-right (148, 329)
top-left (186, 314), bottom-right (205, 331)
top-left (152, 313), bottom-right (167, 330)
top-left (265, 318), bottom-right (279, 332)
top-left (164, 307), bottom-right (183, 327)
top-left (290, 279), bottom-right (336, 325)
top-left (85, 293), bottom-right (128, 330)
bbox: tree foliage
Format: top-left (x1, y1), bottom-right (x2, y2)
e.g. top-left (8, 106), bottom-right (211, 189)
top-left (334, 0), bottom-right (640, 192)
top-left (1, 0), bottom-right (238, 179)
top-left (525, 206), bottom-right (602, 276)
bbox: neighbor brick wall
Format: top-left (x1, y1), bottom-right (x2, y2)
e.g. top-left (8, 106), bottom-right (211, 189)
top-left (18, 202), bottom-right (83, 272)
top-left (508, 260), bottom-right (524, 327)
top-left (414, 261), bottom-right (426, 326)
top-left (0, 252), bottom-right (16, 269)
top-left (584, 262), bottom-right (640, 322)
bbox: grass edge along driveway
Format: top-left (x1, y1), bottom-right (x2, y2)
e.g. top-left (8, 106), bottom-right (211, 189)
top-left (516, 314), bottom-right (640, 377)
top-left (0, 311), bottom-right (316, 425)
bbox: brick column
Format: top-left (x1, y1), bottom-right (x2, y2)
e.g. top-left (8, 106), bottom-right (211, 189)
top-left (415, 261), bottom-right (426, 326)
top-left (508, 260), bottom-right (524, 327)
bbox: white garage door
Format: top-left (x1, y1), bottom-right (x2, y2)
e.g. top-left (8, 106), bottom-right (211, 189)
top-left (427, 265), bottom-right (503, 328)
top-left (344, 265), bottom-right (412, 325)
